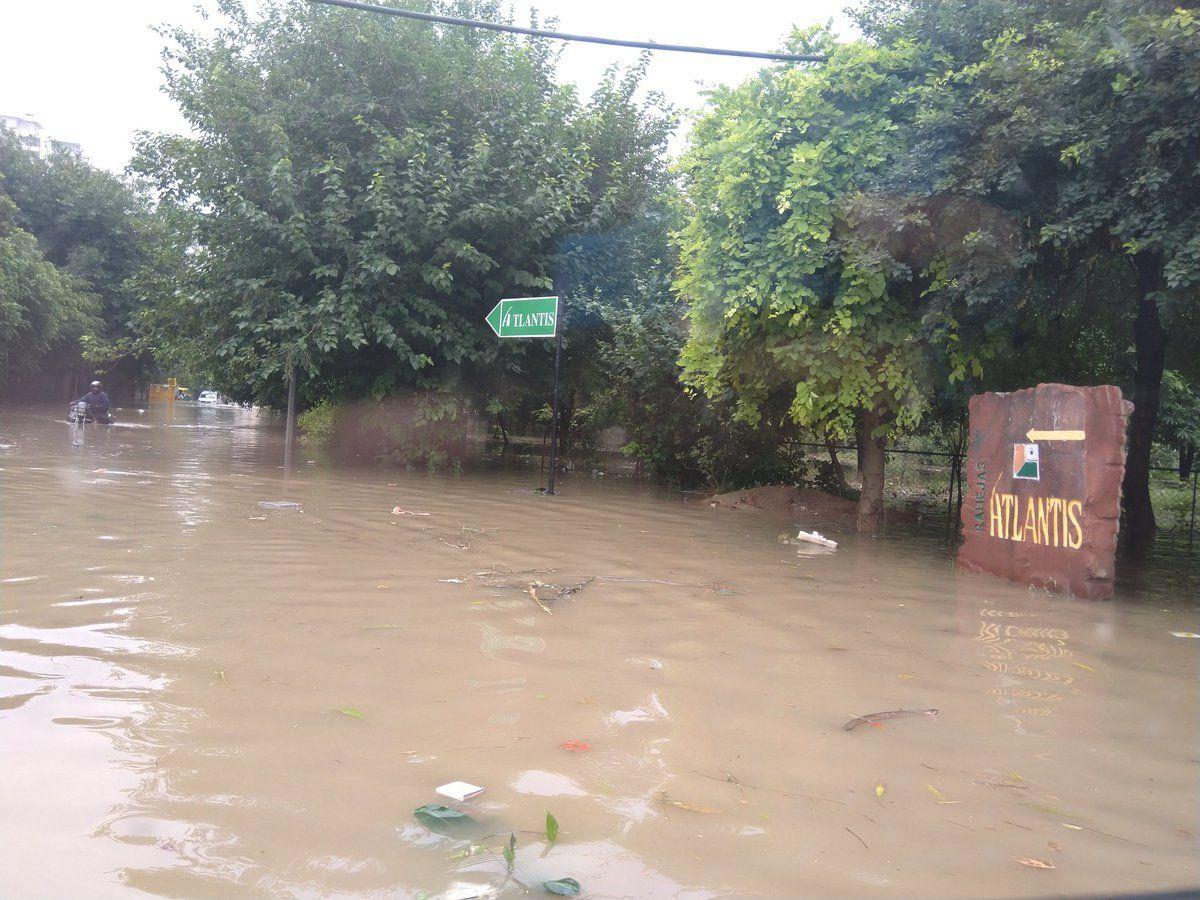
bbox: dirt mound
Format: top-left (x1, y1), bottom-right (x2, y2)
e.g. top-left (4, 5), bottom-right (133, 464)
top-left (709, 485), bottom-right (857, 522)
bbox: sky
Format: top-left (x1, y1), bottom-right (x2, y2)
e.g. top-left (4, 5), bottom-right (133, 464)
top-left (0, 0), bottom-right (851, 173)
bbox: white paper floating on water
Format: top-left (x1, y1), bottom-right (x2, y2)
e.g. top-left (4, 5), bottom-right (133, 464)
top-left (795, 529), bottom-right (837, 549)
top-left (1170, 631), bottom-right (1200, 639)
top-left (435, 781), bottom-right (485, 802)
top-left (257, 500), bottom-right (302, 511)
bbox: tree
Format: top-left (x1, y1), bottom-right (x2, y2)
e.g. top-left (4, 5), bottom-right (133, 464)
top-left (676, 32), bottom-right (982, 531)
top-left (0, 129), bottom-right (159, 395)
top-left (0, 192), bottom-right (96, 384)
top-left (857, 0), bottom-right (1200, 538)
top-left (134, 0), bottom-right (672, 435)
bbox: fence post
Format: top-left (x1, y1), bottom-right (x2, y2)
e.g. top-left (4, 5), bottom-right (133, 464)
top-left (945, 454), bottom-right (957, 528)
top-left (1190, 466), bottom-right (1198, 544)
top-left (955, 453), bottom-right (964, 524)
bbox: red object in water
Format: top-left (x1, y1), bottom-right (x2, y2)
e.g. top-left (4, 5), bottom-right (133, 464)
top-left (559, 740), bottom-right (591, 752)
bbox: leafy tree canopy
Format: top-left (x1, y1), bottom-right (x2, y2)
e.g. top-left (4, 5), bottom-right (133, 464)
top-left (135, 0), bottom-right (672, 410)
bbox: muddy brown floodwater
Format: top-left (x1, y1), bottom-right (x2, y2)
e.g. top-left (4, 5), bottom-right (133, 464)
top-left (2, 403), bottom-right (1198, 899)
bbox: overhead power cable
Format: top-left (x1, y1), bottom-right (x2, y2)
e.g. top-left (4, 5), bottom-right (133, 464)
top-left (307, 0), bottom-right (826, 63)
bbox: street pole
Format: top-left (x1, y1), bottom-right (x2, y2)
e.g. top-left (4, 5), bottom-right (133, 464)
top-left (547, 323), bottom-right (562, 495)
top-left (284, 354), bottom-right (296, 470)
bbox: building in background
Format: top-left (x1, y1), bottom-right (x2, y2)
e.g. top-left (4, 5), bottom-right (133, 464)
top-left (0, 113), bottom-right (82, 157)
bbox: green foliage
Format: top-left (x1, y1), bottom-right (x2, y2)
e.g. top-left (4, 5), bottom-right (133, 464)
top-left (855, 0), bottom-right (1200, 532)
top-left (0, 193), bottom-right (97, 381)
top-left (296, 398), bottom-right (338, 447)
top-left (544, 810), bottom-right (559, 842)
top-left (0, 129), bottom-right (160, 386)
top-left (577, 210), bottom-right (807, 489)
top-left (1160, 370), bottom-right (1200, 448)
top-left (412, 804), bottom-right (475, 831)
top-left (134, 0), bottom-right (671, 413)
top-left (543, 877), bottom-right (582, 895)
top-left (675, 31), bottom-right (976, 444)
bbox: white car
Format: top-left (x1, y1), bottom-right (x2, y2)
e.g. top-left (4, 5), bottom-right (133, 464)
top-left (197, 391), bottom-right (223, 405)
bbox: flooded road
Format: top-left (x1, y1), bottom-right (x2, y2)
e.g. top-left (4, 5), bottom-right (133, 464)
top-left (2, 403), bottom-right (1198, 898)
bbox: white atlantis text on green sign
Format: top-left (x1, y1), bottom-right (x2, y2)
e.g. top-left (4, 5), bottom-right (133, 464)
top-left (485, 296), bottom-right (559, 338)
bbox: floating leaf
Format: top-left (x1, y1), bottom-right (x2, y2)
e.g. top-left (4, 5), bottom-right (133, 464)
top-left (925, 783), bottom-right (947, 802)
top-left (502, 833), bottom-right (516, 872)
top-left (543, 877), bottom-right (581, 896)
top-left (559, 740), bottom-right (591, 753)
top-left (898, 673), bottom-right (913, 680)
top-left (1170, 632), bottom-right (1200, 639)
top-left (336, 707), bottom-right (364, 719)
top-left (1014, 857), bottom-right (1056, 869)
top-left (1061, 823), bottom-right (1083, 831)
top-left (545, 811), bottom-right (560, 842)
top-left (1048, 841), bottom-right (1064, 852)
top-left (1072, 661), bottom-right (1097, 672)
top-left (875, 782), bottom-right (886, 800)
top-left (413, 804), bottom-right (475, 830)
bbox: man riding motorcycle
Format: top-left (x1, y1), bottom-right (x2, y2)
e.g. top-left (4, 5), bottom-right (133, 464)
top-left (72, 381), bottom-right (113, 424)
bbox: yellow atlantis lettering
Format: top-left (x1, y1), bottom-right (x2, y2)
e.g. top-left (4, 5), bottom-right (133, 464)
top-left (1066, 500), bottom-right (1083, 549)
top-left (1047, 498), bottom-right (1062, 548)
top-left (989, 490), bottom-right (1004, 538)
top-left (1022, 500), bottom-right (1039, 544)
top-left (1036, 497), bottom-right (1050, 546)
top-left (1008, 494), bottom-right (1021, 541)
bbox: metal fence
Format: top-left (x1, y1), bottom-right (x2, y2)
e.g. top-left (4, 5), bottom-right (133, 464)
top-left (797, 442), bottom-right (1199, 541)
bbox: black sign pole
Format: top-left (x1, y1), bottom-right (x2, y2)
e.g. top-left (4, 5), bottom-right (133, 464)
top-left (546, 306), bottom-right (563, 495)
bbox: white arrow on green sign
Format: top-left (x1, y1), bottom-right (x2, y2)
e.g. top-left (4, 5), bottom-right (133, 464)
top-left (485, 296), bottom-right (559, 338)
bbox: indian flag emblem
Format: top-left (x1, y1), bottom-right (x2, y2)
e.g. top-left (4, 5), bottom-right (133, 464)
top-left (1013, 443), bottom-right (1040, 480)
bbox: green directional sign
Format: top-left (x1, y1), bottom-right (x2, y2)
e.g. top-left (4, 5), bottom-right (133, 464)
top-left (485, 296), bottom-right (559, 338)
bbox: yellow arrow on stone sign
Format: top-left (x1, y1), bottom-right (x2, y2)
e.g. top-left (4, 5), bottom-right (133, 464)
top-left (1026, 429), bottom-right (1086, 441)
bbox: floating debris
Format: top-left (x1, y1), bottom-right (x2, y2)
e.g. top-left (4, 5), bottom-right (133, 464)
top-left (843, 708), bottom-right (939, 731)
top-left (436, 781), bottom-right (485, 802)
top-left (794, 529), bottom-right (837, 550)
top-left (1014, 857), bottom-right (1056, 869)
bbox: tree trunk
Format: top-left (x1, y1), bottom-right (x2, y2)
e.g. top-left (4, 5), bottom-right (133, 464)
top-left (856, 406), bottom-right (887, 533)
top-left (1121, 253), bottom-right (1166, 540)
top-left (1180, 442), bottom-right (1195, 481)
top-left (856, 415), bottom-right (866, 474)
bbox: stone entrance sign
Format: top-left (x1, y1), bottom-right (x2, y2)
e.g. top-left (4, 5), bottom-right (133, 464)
top-left (958, 384), bottom-right (1133, 599)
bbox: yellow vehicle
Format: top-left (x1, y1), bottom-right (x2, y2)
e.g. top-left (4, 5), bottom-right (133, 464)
top-left (147, 377), bottom-right (179, 403)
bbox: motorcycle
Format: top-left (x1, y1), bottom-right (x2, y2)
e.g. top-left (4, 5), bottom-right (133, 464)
top-left (68, 400), bottom-right (114, 425)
